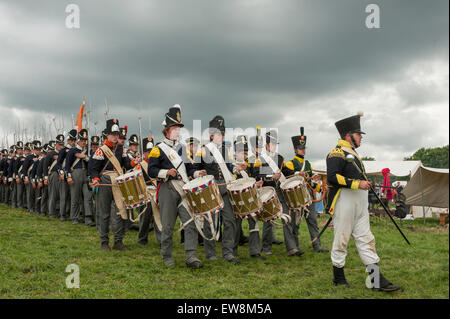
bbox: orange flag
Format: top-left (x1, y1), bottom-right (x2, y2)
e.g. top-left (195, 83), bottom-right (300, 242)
top-left (75, 99), bottom-right (86, 132)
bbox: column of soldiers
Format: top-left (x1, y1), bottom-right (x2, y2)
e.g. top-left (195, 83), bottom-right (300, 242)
top-left (0, 107), bottom-right (400, 291)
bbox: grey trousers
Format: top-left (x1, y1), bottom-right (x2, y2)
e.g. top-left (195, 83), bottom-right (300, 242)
top-left (97, 175), bottom-right (125, 244)
top-left (203, 184), bottom-right (239, 259)
top-left (137, 203), bottom-right (161, 244)
top-left (34, 184), bottom-right (41, 213)
top-left (59, 179), bottom-right (70, 219)
top-left (26, 182), bottom-right (35, 212)
top-left (16, 179), bottom-right (24, 208)
top-left (48, 172), bottom-right (60, 217)
top-left (70, 169), bottom-right (93, 223)
top-left (10, 180), bottom-right (17, 208)
top-left (158, 181), bottom-right (197, 261)
top-left (41, 185), bottom-right (49, 215)
top-left (4, 183), bottom-right (11, 205)
top-left (236, 217), bottom-right (261, 256)
top-left (283, 192), bottom-right (323, 252)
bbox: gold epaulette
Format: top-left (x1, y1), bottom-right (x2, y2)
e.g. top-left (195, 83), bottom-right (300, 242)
top-left (328, 147), bottom-right (345, 159)
top-left (149, 147), bottom-right (160, 158)
top-left (286, 160), bottom-right (294, 171)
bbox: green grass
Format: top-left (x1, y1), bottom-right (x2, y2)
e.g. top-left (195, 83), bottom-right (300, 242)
top-left (0, 204), bottom-right (448, 299)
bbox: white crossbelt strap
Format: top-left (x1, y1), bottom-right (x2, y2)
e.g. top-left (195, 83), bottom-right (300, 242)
top-left (70, 149), bottom-right (87, 172)
top-left (260, 151), bottom-right (286, 183)
top-left (158, 142), bottom-right (189, 183)
top-left (205, 142), bottom-right (235, 183)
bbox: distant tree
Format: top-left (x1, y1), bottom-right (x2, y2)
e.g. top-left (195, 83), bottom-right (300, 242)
top-left (404, 145), bottom-right (449, 168)
top-left (361, 156), bottom-right (375, 161)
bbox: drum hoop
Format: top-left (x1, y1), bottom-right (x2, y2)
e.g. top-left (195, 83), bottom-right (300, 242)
top-left (184, 178), bottom-right (214, 193)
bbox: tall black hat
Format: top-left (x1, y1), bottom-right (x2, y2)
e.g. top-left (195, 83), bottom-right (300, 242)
top-left (101, 130), bottom-right (107, 141)
top-left (32, 140), bottom-right (42, 150)
top-left (142, 137), bottom-right (154, 152)
top-left (1, 149), bottom-right (8, 156)
top-left (119, 126), bottom-right (128, 139)
top-left (105, 119), bottom-right (120, 135)
top-left (48, 140), bottom-right (56, 150)
top-left (78, 129), bottom-right (88, 140)
top-left (291, 127), bottom-right (307, 149)
top-left (16, 141), bottom-right (24, 149)
top-left (209, 115), bottom-right (225, 134)
top-left (68, 129), bottom-right (77, 140)
top-left (128, 134), bottom-right (139, 145)
top-left (266, 130), bottom-right (279, 144)
top-left (335, 112), bottom-right (365, 138)
top-left (234, 135), bottom-right (249, 152)
top-left (91, 136), bottom-right (100, 145)
top-left (56, 134), bottom-right (65, 145)
top-left (10, 145), bottom-right (16, 153)
top-left (162, 104), bottom-right (184, 128)
top-left (24, 142), bottom-right (32, 151)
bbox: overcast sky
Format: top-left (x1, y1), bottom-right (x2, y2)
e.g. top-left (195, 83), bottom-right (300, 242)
top-left (0, 0), bottom-right (448, 168)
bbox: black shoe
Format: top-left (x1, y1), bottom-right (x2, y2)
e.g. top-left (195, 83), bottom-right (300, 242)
top-left (137, 241), bottom-right (148, 246)
top-left (368, 264), bottom-right (401, 292)
top-left (250, 254), bottom-right (266, 260)
top-left (224, 255), bottom-right (241, 264)
top-left (333, 266), bottom-right (350, 287)
top-left (113, 241), bottom-right (130, 251)
top-left (129, 223), bottom-right (139, 231)
top-left (272, 239), bottom-right (283, 245)
top-left (314, 247), bottom-right (329, 253)
top-left (186, 257), bottom-right (204, 269)
top-left (85, 219), bottom-right (96, 226)
top-left (71, 220), bottom-right (79, 225)
top-left (101, 242), bottom-right (111, 252)
top-left (239, 236), bottom-right (249, 246)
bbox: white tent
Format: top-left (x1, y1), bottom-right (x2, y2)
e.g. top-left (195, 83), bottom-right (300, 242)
top-left (363, 161), bottom-right (421, 177)
top-left (402, 166), bottom-right (449, 209)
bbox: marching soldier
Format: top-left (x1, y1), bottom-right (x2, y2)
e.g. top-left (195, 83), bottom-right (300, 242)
top-left (6, 146), bottom-right (16, 207)
top-left (284, 127), bottom-right (328, 254)
top-left (194, 115), bottom-right (241, 264)
top-left (30, 142), bottom-right (44, 214)
top-left (89, 136), bottom-right (100, 226)
top-left (21, 141), bottom-right (40, 213)
top-left (137, 136), bottom-right (161, 246)
top-left (118, 126), bottom-right (128, 148)
top-left (233, 135), bottom-right (265, 259)
top-left (14, 141), bottom-right (25, 209)
top-left (0, 149), bottom-right (8, 203)
top-left (148, 105), bottom-right (205, 268)
top-left (37, 143), bottom-right (51, 216)
top-left (326, 113), bottom-right (400, 291)
top-left (124, 133), bottom-right (140, 231)
top-left (66, 129), bottom-right (95, 226)
top-left (45, 136), bottom-right (64, 218)
top-left (89, 119), bottom-right (136, 251)
top-left (57, 129), bottom-right (77, 222)
top-left (248, 130), bottom-right (288, 256)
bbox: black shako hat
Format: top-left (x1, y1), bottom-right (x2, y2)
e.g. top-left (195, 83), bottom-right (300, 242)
top-left (78, 129), bottom-right (88, 140)
top-left (105, 119), bottom-right (120, 135)
top-left (128, 134), bottom-right (139, 145)
top-left (209, 115), bottom-right (225, 135)
top-left (91, 136), bottom-right (100, 145)
top-left (234, 135), bottom-right (248, 152)
top-left (142, 137), bottom-right (154, 152)
top-left (68, 129), bottom-right (77, 140)
top-left (291, 127), bottom-right (307, 149)
top-left (162, 104), bottom-right (184, 128)
top-left (266, 130), bottom-right (279, 145)
top-left (335, 112), bottom-right (365, 138)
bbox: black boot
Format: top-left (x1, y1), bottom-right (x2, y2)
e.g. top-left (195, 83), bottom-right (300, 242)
top-left (367, 264), bottom-right (401, 292)
top-left (333, 266), bottom-right (350, 287)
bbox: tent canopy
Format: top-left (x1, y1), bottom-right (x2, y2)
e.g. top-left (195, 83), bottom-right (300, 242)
top-left (403, 166), bottom-right (449, 208)
top-left (363, 161), bottom-right (421, 177)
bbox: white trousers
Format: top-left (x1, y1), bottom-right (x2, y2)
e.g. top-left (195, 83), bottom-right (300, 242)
top-left (331, 189), bottom-right (380, 268)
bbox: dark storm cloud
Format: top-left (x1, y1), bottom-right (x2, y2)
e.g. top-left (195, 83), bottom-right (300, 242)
top-left (0, 0), bottom-right (448, 162)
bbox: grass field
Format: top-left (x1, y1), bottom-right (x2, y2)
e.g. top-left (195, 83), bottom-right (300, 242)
top-left (0, 204), bottom-right (448, 299)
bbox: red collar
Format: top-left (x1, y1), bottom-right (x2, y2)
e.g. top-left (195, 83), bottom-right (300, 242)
top-left (105, 140), bottom-right (114, 148)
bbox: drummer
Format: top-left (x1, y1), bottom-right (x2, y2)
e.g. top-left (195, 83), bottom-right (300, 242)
top-left (233, 135), bottom-right (265, 260)
top-left (148, 105), bottom-right (206, 269)
top-left (284, 127), bottom-right (328, 253)
top-left (248, 130), bottom-right (289, 256)
top-left (89, 119), bottom-right (137, 252)
top-left (124, 133), bottom-right (141, 232)
top-left (136, 137), bottom-right (161, 246)
top-left (194, 116), bottom-right (241, 264)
